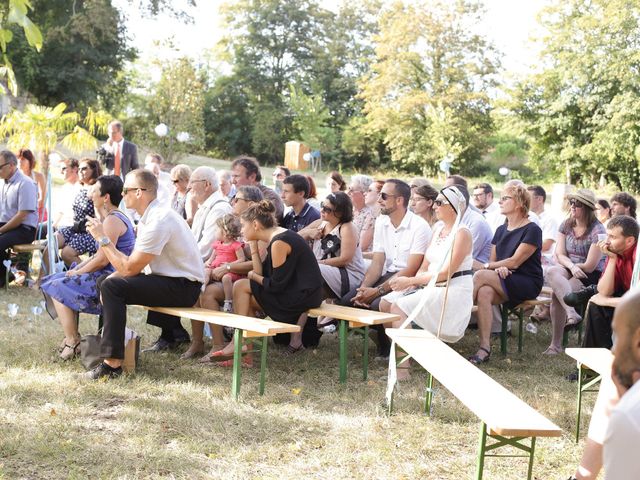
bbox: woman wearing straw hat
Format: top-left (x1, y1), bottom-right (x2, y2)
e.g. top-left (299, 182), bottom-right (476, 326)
top-left (381, 186), bottom-right (473, 379)
top-left (544, 188), bottom-right (606, 355)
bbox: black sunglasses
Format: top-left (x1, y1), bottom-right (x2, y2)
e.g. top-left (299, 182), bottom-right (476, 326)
top-left (122, 187), bottom-right (148, 195)
top-left (569, 200), bottom-right (585, 208)
top-left (320, 203), bottom-right (335, 213)
top-left (434, 199), bottom-right (450, 207)
top-left (378, 192), bottom-right (398, 201)
top-left (172, 179), bottom-right (180, 184)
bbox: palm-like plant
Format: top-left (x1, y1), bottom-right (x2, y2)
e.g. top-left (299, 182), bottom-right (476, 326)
top-left (0, 102), bottom-right (110, 174)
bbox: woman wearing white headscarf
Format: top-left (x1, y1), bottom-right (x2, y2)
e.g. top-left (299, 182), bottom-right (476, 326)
top-left (380, 186), bottom-right (474, 359)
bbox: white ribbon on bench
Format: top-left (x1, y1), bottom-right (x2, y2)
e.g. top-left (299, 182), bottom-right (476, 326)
top-left (385, 186), bottom-right (465, 406)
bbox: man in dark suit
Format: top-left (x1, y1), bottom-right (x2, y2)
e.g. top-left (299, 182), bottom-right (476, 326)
top-left (103, 120), bottom-right (139, 180)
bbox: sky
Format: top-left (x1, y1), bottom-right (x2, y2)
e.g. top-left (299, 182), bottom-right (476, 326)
top-left (115, 0), bottom-right (549, 78)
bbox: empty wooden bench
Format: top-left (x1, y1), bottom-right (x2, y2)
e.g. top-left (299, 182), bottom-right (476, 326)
top-left (386, 328), bottom-right (562, 480)
top-left (307, 302), bottom-right (399, 384)
top-left (143, 306), bottom-right (300, 400)
top-left (565, 347), bottom-right (614, 442)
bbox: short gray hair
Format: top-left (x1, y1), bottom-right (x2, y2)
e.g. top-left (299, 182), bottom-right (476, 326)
top-left (192, 166), bottom-right (219, 190)
top-left (237, 185), bottom-right (263, 202)
top-left (350, 174), bottom-right (373, 192)
top-left (218, 169), bottom-right (232, 182)
top-left (0, 150), bottom-right (17, 166)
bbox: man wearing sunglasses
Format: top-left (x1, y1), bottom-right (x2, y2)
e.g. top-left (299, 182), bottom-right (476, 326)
top-left (84, 168), bottom-right (205, 379)
top-left (0, 150), bottom-right (38, 287)
top-left (337, 178), bottom-right (431, 358)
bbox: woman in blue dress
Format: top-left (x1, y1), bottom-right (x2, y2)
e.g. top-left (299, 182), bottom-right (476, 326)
top-left (41, 175), bottom-right (136, 360)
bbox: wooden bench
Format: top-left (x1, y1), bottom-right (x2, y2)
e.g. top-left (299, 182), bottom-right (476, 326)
top-left (307, 302), bottom-right (399, 384)
top-left (387, 328), bottom-right (562, 480)
top-left (565, 347), bottom-right (613, 442)
top-left (142, 306), bottom-right (300, 400)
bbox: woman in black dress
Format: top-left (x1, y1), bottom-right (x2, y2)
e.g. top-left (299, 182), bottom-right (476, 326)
top-left (471, 182), bottom-right (543, 364)
top-left (212, 200), bottom-right (323, 363)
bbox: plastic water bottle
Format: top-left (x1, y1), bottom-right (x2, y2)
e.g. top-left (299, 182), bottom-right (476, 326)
top-left (321, 324), bottom-right (336, 334)
top-left (525, 322), bottom-right (538, 334)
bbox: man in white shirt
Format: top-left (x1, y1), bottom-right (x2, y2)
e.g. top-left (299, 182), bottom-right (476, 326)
top-left (189, 166), bottom-right (232, 262)
top-left (528, 185), bottom-right (558, 262)
top-left (144, 153), bottom-right (172, 194)
top-left (51, 158), bottom-right (81, 229)
top-left (85, 169), bottom-right (205, 379)
top-left (473, 182), bottom-right (499, 218)
top-left (603, 289), bottom-right (640, 479)
top-left (337, 179), bottom-right (431, 357)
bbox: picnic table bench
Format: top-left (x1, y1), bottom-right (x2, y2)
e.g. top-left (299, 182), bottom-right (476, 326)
top-left (565, 347), bottom-right (614, 442)
top-left (307, 302), bottom-right (399, 383)
top-left (387, 328), bottom-right (562, 480)
top-left (143, 306), bottom-right (300, 400)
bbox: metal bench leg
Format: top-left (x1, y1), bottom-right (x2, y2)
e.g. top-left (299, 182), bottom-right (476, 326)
top-left (576, 363), bottom-right (584, 442)
top-left (362, 325), bottom-right (369, 381)
top-left (339, 319), bottom-right (348, 384)
top-left (259, 336), bottom-right (268, 396)
top-left (527, 437), bottom-right (537, 480)
top-left (476, 422), bottom-right (488, 480)
top-left (500, 307), bottom-right (509, 355)
top-left (424, 372), bottom-right (434, 416)
top-left (518, 308), bottom-right (524, 352)
top-left (231, 329), bottom-right (244, 400)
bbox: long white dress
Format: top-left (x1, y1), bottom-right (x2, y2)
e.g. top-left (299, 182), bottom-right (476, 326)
top-left (388, 224), bottom-right (473, 342)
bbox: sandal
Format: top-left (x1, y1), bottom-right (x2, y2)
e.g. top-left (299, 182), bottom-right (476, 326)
top-left (215, 356), bottom-right (253, 368)
top-left (59, 341), bottom-right (80, 361)
top-left (565, 316), bottom-right (583, 329)
top-left (197, 349), bottom-right (233, 363)
top-left (283, 344), bottom-right (305, 356)
top-left (468, 347), bottom-right (491, 365)
top-left (542, 346), bottom-right (563, 355)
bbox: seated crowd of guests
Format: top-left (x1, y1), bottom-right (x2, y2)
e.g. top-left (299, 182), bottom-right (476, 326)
top-left (24, 152), bottom-right (635, 389)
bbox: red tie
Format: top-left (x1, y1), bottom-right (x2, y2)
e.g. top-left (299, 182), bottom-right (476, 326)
top-left (114, 145), bottom-right (121, 177)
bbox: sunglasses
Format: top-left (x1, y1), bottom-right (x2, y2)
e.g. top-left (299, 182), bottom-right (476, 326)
top-left (122, 187), bottom-right (148, 195)
top-left (434, 199), bottom-right (450, 207)
top-left (320, 203), bottom-right (335, 214)
top-left (569, 200), bottom-right (585, 208)
top-left (378, 192), bottom-right (398, 201)
top-left (171, 178), bottom-right (181, 184)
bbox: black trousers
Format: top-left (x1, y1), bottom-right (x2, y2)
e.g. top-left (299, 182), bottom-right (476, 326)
top-left (0, 224), bottom-right (36, 285)
top-left (97, 273), bottom-right (202, 359)
top-left (582, 302), bottom-right (615, 349)
top-left (337, 271), bottom-right (396, 356)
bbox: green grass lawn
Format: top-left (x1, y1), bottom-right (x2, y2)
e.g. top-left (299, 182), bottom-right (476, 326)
top-left (0, 285), bottom-right (591, 479)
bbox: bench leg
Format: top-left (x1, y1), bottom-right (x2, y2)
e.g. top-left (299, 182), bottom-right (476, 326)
top-left (231, 329), bottom-right (244, 400)
top-left (339, 319), bottom-right (348, 384)
top-left (576, 363), bottom-right (584, 442)
top-left (517, 308), bottom-right (524, 353)
top-left (500, 307), bottom-right (509, 355)
top-left (526, 437), bottom-right (536, 480)
top-left (424, 372), bottom-right (434, 416)
top-left (259, 336), bottom-right (268, 396)
top-left (362, 325), bottom-right (369, 381)
top-left (476, 422), bottom-right (488, 480)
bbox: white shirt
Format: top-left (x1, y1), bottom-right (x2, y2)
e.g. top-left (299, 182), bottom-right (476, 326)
top-left (372, 210), bottom-right (432, 274)
top-left (538, 209), bottom-right (559, 257)
top-left (190, 190), bottom-right (232, 261)
top-left (603, 380), bottom-right (640, 479)
top-left (102, 139), bottom-right (125, 178)
top-left (479, 201), bottom-right (499, 218)
top-left (53, 181), bottom-right (82, 228)
top-left (135, 199), bottom-right (205, 283)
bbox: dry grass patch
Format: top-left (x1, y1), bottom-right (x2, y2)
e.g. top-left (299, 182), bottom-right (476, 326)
top-left (1, 286), bottom-right (589, 479)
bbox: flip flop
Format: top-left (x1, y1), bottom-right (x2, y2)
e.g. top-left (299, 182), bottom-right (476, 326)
top-left (197, 350), bottom-right (233, 364)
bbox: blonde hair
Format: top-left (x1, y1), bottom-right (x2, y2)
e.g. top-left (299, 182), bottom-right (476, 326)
top-left (215, 214), bottom-right (241, 241)
top-left (504, 184), bottom-right (530, 217)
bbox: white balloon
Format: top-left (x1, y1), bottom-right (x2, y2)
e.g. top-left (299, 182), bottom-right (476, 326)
top-left (499, 167), bottom-right (510, 176)
top-left (176, 131), bottom-right (191, 143)
top-left (155, 123), bottom-right (169, 137)
top-left (303, 153), bottom-right (312, 161)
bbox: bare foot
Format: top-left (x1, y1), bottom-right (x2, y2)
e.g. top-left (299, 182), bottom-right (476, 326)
top-left (542, 345), bottom-right (563, 355)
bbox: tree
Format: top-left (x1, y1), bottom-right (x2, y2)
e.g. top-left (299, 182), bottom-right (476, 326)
top-left (0, 102), bottom-right (110, 174)
top-left (510, 0), bottom-right (640, 190)
top-left (7, 0), bottom-right (135, 111)
top-left (288, 85), bottom-right (337, 155)
top-left (0, 0), bottom-right (42, 95)
top-left (359, 0), bottom-right (500, 175)
top-left (133, 57), bottom-right (206, 164)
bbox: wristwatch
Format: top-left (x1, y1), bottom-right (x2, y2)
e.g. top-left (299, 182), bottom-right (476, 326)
top-left (99, 236), bottom-right (111, 247)
top-left (226, 264), bottom-right (231, 272)
top-left (378, 285), bottom-right (386, 296)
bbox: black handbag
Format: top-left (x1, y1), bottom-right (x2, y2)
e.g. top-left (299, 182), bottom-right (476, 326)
top-left (80, 333), bottom-right (102, 371)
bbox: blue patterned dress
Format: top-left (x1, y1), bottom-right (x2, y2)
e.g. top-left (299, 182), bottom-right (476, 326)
top-left (41, 211), bottom-right (135, 316)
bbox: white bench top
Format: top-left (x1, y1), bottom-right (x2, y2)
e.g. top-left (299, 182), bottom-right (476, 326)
top-left (565, 348), bottom-right (613, 376)
top-left (387, 328), bottom-right (562, 437)
top-left (142, 306), bottom-right (300, 336)
top-left (308, 302), bottom-right (399, 325)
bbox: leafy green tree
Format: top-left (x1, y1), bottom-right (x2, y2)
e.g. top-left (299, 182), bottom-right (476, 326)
top-left (0, 0), bottom-right (42, 95)
top-left (7, 0), bottom-right (135, 111)
top-left (288, 85), bottom-right (336, 153)
top-left (511, 0), bottom-right (640, 190)
top-left (359, 0), bottom-right (499, 175)
top-left (133, 57), bottom-right (206, 164)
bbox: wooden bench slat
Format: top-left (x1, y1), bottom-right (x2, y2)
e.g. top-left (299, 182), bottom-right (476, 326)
top-left (144, 306), bottom-right (300, 335)
top-left (565, 348), bottom-right (613, 376)
top-left (308, 302), bottom-right (399, 325)
top-left (387, 328), bottom-right (562, 438)
top-left (11, 243), bottom-right (45, 253)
